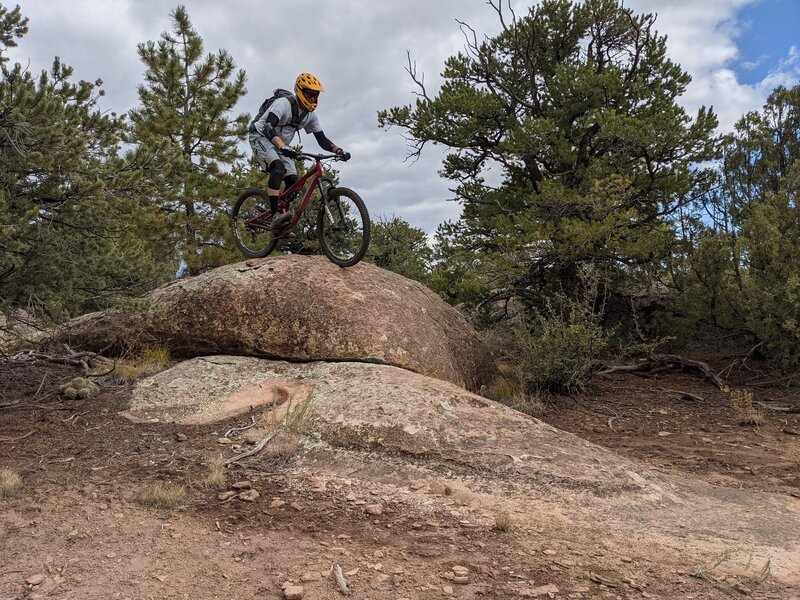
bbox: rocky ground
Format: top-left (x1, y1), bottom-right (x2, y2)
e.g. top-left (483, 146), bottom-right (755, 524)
top-left (1, 358), bottom-right (798, 599)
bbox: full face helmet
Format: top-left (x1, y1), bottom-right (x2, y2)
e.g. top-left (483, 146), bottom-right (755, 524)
top-left (294, 72), bottom-right (324, 112)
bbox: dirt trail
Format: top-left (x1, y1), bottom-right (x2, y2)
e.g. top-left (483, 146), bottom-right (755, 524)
top-left (1, 361), bottom-right (798, 599)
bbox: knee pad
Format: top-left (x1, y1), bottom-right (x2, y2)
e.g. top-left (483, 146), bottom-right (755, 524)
top-left (267, 159), bottom-right (286, 190)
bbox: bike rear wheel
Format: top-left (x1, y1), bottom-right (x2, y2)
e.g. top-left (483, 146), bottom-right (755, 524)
top-left (316, 187), bottom-right (371, 267)
top-left (231, 188), bottom-right (279, 258)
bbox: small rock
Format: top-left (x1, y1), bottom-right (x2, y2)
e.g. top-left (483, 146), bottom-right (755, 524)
top-left (283, 585), bottom-right (304, 599)
top-left (542, 549), bottom-right (557, 556)
top-left (344, 568), bottom-right (360, 576)
top-left (290, 502), bottom-right (303, 511)
top-left (365, 504), bottom-right (383, 516)
top-left (175, 433), bottom-right (187, 442)
top-left (733, 583), bottom-right (752, 595)
top-left (657, 431), bottom-right (671, 437)
top-left (238, 489), bottom-right (260, 502)
top-left (530, 583), bottom-right (559, 596)
top-left (453, 575), bottom-right (469, 584)
top-left (346, 493), bottom-right (357, 502)
top-left (26, 574), bottom-right (45, 586)
top-left (452, 565), bottom-right (469, 577)
top-left (620, 556), bottom-right (633, 563)
top-left (443, 585), bottom-right (454, 595)
top-left (218, 491), bottom-right (237, 501)
top-left (217, 437), bottom-right (233, 445)
top-left (155, 575), bottom-right (167, 582)
top-left (232, 480), bottom-right (252, 490)
top-left (373, 550), bottom-right (385, 558)
top-left (270, 499), bottom-right (286, 508)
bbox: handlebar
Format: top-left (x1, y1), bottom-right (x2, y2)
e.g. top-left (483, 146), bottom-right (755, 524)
top-left (297, 152), bottom-right (344, 162)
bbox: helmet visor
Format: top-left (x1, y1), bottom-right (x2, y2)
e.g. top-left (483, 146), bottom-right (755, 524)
top-left (302, 89), bottom-right (320, 103)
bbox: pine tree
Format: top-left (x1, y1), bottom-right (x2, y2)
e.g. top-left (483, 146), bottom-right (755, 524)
top-left (0, 3), bottom-right (177, 321)
top-left (366, 217), bottom-right (432, 283)
top-left (129, 5), bottom-right (249, 275)
top-left (380, 0), bottom-right (718, 312)
top-left (677, 85), bottom-right (800, 368)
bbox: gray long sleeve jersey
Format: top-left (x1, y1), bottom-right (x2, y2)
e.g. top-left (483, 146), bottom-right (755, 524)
top-left (251, 97), bottom-right (322, 145)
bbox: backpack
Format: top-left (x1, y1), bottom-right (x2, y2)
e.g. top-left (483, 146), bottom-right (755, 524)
top-left (251, 88), bottom-right (307, 134)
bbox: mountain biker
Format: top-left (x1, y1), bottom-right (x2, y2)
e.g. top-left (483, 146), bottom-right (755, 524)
top-left (248, 72), bottom-right (350, 229)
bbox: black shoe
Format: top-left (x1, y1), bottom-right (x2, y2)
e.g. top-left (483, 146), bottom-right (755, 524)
top-left (270, 211), bottom-right (293, 230)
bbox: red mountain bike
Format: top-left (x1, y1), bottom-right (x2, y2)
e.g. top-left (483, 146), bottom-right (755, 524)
top-left (231, 152), bottom-right (370, 267)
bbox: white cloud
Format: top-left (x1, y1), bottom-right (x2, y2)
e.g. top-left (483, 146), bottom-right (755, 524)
top-left (627, 0), bottom-right (798, 132)
top-left (4, 0), bottom-right (796, 234)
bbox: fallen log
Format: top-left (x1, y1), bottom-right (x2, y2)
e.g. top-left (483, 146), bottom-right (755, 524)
top-left (757, 402), bottom-right (800, 414)
top-left (599, 354), bottom-right (729, 392)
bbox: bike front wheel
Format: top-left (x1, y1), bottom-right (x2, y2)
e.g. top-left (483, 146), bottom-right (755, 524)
top-left (316, 187), bottom-right (371, 267)
top-left (231, 188), bottom-right (279, 258)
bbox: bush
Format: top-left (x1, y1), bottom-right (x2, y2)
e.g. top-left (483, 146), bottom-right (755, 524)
top-left (515, 268), bottom-right (611, 394)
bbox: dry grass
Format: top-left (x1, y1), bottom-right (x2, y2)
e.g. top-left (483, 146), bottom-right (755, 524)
top-left (198, 456), bottom-right (227, 490)
top-left (134, 481), bottom-right (187, 509)
top-left (506, 392), bottom-right (547, 418)
top-left (731, 389), bottom-right (763, 425)
top-left (486, 375), bottom-right (525, 402)
top-left (0, 467), bottom-right (22, 497)
top-left (494, 513), bottom-right (512, 533)
top-left (106, 344), bottom-right (172, 381)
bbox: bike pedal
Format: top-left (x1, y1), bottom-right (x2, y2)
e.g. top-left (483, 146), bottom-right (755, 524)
top-left (270, 211), bottom-right (293, 230)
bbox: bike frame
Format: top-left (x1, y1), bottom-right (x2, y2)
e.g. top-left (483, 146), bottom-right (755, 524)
top-left (246, 153), bottom-right (337, 232)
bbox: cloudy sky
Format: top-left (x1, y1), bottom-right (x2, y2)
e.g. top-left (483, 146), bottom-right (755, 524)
top-left (6, 0), bottom-right (800, 233)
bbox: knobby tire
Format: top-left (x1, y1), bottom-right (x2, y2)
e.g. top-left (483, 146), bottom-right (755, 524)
top-left (316, 187), bottom-right (371, 267)
top-left (231, 188), bottom-right (279, 259)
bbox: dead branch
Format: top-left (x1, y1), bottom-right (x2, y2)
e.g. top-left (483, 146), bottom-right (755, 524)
top-left (9, 349), bottom-right (100, 374)
top-left (0, 429), bottom-right (37, 442)
top-left (661, 389), bottom-right (704, 402)
top-left (717, 341), bottom-right (764, 380)
top-left (224, 415), bottom-right (257, 438)
top-left (757, 402), bottom-right (800, 414)
top-left (223, 425), bottom-right (284, 466)
top-left (405, 51), bottom-right (428, 100)
top-left (599, 354), bottom-right (729, 392)
top-left (331, 563), bottom-right (351, 596)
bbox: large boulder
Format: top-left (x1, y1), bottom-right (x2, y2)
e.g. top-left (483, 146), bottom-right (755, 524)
top-left (124, 355), bottom-right (800, 582)
top-left (53, 255), bottom-right (497, 392)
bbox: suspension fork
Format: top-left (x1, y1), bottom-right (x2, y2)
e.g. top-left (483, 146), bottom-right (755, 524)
top-left (317, 177), bottom-right (340, 224)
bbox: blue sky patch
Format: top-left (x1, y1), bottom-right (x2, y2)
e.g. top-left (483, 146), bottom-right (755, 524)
top-left (734, 0), bottom-right (799, 84)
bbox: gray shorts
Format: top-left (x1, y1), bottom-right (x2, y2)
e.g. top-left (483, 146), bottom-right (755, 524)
top-left (248, 132), bottom-right (297, 175)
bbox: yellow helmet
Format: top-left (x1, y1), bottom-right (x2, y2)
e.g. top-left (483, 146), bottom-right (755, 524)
top-left (295, 72), bottom-right (324, 112)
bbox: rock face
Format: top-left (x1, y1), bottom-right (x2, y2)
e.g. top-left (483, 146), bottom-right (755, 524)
top-left (126, 356), bottom-right (640, 489)
top-left (126, 355), bottom-right (800, 583)
top-left (53, 255), bottom-right (497, 392)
